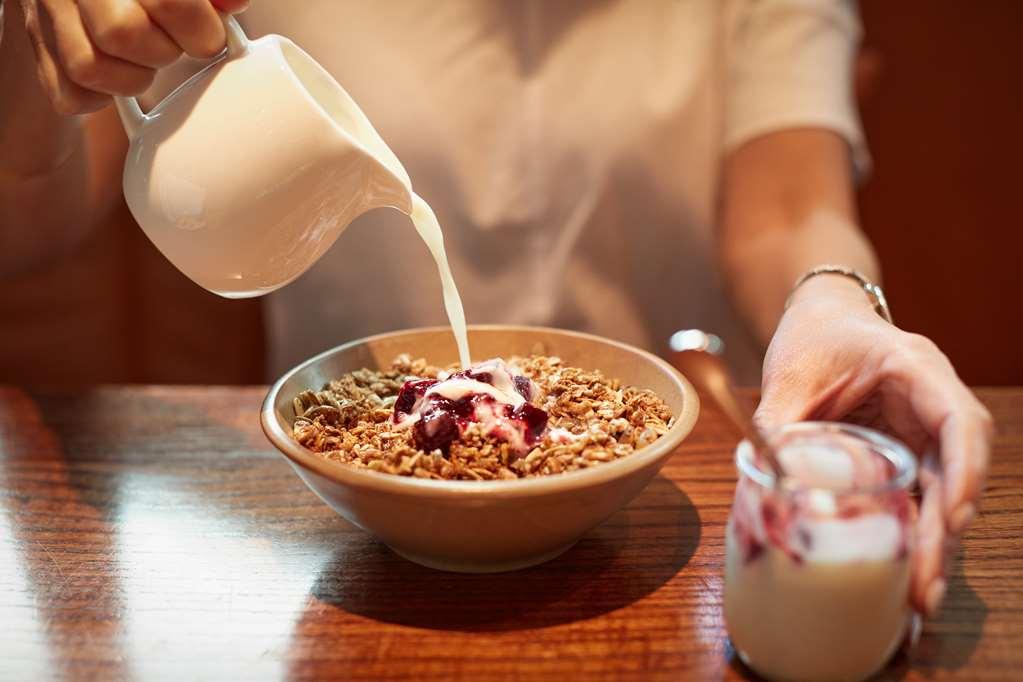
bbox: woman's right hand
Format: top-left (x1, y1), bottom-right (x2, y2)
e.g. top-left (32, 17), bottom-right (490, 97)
top-left (13, 0), bottom-right (249, 114)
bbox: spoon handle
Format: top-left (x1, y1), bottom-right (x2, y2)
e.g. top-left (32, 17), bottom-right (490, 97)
top-left (668, 331), bottom-right (786, 480)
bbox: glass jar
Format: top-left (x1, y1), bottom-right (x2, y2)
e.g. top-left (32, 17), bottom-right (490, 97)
top-left (724, 422), bottom-right (917, 682)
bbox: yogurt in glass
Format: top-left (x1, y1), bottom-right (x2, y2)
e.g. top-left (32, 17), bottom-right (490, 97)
top-left (724, 422), bottom-right (917, 682)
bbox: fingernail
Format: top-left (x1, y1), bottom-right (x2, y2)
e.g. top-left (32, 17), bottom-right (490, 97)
top-left (908, 612), bottom-right (922, 649)
top-left (925, 578), bottom-right (947, 617)
top-left (898, 612), bottom-right (922, 655)
top-left (949, 504), bottom-right (976, 534)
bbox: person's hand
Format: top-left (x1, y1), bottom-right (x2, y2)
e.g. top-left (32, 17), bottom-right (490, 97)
top-left (12, 0), bottom-right (248, 115)
top-left (755, 274), bottom-right (993, 617)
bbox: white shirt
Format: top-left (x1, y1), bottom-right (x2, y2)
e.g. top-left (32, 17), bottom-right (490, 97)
top-left (240, 0), bottom-right (867, 383)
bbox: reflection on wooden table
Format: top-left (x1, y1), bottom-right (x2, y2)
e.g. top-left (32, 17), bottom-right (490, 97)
top-left (1, 386), bottom-right (1020, 680)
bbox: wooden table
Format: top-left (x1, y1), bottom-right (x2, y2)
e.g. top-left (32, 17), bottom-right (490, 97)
top-left (1, 386), bottom-right (1020, 681)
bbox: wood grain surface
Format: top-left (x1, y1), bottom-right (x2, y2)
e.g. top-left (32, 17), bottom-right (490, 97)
top-left (1, 386), bottom-right (1020, 681)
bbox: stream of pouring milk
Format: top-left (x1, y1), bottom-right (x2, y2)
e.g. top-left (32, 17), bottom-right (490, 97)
top-left (409, 194), bottom-right (472, 369)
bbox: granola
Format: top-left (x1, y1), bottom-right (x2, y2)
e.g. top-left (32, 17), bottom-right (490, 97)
top-left (291, 354), bottom-right (675, 480)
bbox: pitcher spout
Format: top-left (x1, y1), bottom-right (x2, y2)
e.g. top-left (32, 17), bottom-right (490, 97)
top-left (275, 37), bottom-right (414, 215)
top-left (364, 156), bottom-right (414, 216)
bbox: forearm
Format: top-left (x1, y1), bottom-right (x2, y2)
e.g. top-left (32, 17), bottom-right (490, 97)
top-left (722, 197), bottom-right (880, 343)
top-left (0, 1), bottom-right (123, 277)
top-left (718, 129), bottom-right (880, 345)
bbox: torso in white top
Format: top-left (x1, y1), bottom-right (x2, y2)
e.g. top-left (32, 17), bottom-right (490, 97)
top-left (233, 0), bottom-right (866, 382)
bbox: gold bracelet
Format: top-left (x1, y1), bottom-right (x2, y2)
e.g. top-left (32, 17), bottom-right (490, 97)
top-left (786, 264), bottom-right (893, 324)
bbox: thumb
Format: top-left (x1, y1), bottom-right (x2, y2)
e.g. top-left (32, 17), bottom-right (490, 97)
top-left (754, 370), bottom-right (816, 432)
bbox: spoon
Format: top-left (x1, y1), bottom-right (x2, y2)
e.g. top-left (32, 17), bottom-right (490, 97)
top-left (668, 329), bottom-right (786, 481)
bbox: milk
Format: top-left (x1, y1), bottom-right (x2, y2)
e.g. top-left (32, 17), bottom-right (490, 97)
top-left (409, 194), bottom-right (471, 368)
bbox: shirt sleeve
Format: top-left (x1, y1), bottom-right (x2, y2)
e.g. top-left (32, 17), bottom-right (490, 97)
top-left (724, 0), bottom-right (870, 178)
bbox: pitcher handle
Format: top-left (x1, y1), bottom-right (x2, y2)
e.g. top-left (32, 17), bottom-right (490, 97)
top-left (114, 14), bottom-right (248, 139)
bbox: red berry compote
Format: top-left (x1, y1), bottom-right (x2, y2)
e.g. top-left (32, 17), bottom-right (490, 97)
top-left (392, 358), bottom-right (547, 455)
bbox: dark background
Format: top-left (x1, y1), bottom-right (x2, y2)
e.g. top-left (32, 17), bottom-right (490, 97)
top-left (856, 0), bottom-right (1023, 385)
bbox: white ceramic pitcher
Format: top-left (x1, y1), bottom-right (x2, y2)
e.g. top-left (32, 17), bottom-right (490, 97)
top-left (115, 17), bottom-right (412, 298)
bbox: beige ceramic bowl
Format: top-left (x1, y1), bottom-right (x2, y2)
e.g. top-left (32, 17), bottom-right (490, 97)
top-left (261, 326), bottom-right (699, 572)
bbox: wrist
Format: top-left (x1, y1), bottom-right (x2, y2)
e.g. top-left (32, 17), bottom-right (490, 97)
top-left (788, 272), bottom-right (872, 307)
top-left (786, 269), bottom-right (892, 324)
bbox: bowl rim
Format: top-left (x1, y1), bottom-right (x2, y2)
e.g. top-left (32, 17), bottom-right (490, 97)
top-left (260, 325), bottom-right (700, 498)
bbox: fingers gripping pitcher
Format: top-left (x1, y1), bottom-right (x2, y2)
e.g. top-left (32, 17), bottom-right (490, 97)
top-left (114, 17), bottom-right (470, 367)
